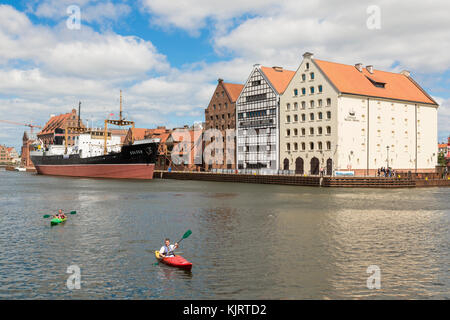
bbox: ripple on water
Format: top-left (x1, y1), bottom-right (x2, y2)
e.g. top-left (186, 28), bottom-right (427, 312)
top-left (0, 172), bottom-right (448, 299)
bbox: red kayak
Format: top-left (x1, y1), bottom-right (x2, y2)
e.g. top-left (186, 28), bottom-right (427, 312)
top-left (155, 251), bottom-right (193, 271)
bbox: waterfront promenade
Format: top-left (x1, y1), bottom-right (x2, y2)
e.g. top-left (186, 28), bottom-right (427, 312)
top-left (155, 170), bottom-right (450, 188)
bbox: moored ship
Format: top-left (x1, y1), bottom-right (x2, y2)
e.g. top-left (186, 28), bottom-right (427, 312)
top-left (30, 91), bottom-right (159, 180)
top-left (30, 132), bottom-right (158, 179)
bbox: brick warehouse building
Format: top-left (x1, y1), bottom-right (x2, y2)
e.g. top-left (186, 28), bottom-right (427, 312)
top-left (37, 109), bottom-right (86, 147)
top-left (204, 78), bottom-right (244, 170)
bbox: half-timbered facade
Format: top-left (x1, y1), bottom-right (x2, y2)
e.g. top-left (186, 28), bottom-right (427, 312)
top-left (236, 65), bottom-right (295, 170)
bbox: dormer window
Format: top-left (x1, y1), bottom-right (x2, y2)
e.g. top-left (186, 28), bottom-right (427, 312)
top-left (366, 76), bottom-right (386, 88)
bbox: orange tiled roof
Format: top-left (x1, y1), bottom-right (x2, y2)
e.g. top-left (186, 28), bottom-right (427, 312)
top-left (223, 83), bottom-right (244, 102)
top-left (313, 59), bottom-right (437, 105)
top-left (151, 132), bottom-right (171, 144)
top-left (438, 144), bottom-right (447, 148)
top-left (260, 66), bottom-right (296, 94)
top-left (39, 113), bottom-right (72, 135)
top-left (129, 128), bottom-right (148, 141)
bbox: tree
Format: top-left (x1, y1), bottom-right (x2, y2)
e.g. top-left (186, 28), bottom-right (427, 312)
top-left (438, 152), bottom-right (446, 166)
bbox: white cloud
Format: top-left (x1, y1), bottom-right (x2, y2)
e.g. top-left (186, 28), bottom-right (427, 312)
top-left (434, 97), bottom-right (450, 141)
top-left (0, 5), bottom-right (168, 79)
top-left (141, 0), bottom-right (279, 35)
top-left (212, 0), bottom-right (450, 72)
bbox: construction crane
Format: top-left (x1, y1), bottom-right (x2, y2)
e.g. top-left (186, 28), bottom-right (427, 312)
top-left (0, 120), bottom-right (42, 136)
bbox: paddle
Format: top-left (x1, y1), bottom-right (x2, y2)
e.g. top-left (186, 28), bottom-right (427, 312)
top-left (43, 211), bottom-right (76, 218)
top-left (168, 230), bottom-right (192, 256)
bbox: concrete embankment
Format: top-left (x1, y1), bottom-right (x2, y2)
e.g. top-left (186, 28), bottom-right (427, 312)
top-left (154, 170), bottom-right (450, 188)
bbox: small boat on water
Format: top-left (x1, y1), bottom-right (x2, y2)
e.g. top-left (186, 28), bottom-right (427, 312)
top-left (14, 167), bottom-right (26, 172)
top-left (155, 251), bottom-right (193, 271)
top-left (50, 217), bottom-right (67, 226)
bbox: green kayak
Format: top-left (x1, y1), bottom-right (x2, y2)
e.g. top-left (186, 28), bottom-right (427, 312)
top-left (50, 217), bottom-right (67, 226)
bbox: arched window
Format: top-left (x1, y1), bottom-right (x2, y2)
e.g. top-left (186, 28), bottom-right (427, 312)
top-left (326, 126), bottom-right (331, 134)
top-left (318, 112), bottom-right (323, 120)
top-left (286, 143), bottom-right (291, 151)
top-left (318, 142), bottom-right (323, 150)
top-left (326, 141), bottom-right (331, 150)
top-left (310, 142), bottom-right (314, 150)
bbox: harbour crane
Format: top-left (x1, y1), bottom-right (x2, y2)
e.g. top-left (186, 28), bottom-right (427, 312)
top-left (0, 120), bottom-right (42, 136)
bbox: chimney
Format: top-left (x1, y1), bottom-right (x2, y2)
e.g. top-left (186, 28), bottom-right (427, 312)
top-left (400, 70), bottom-right (410, 77)
top-left (303, 52), bottom-right (314, 59)
top-left (366, 65), bottom-right (374, 74)
top-left (355, 63), bottom-right (363, 72)
top-left (272, 66), bottom-right (283, 72)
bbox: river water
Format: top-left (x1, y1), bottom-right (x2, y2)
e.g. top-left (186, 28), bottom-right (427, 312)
top-left (0, 169), bottom-right (448, 299)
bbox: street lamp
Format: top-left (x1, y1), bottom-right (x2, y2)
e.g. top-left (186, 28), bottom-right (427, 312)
top-left (386, 145), bottom-right (390, 168)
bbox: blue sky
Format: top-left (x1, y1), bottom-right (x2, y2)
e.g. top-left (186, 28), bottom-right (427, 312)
top-left (0, 0), bottom-right (449, 151)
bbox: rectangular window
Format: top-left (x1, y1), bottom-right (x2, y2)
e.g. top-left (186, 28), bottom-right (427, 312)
top-left (246, 93), bottom-right (267, 102)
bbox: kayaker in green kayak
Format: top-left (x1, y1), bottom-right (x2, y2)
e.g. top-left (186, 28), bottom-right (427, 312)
top-left (159, 238), bottom-right (179, 258)
top-left (53, 209), bottom-right (66, 220)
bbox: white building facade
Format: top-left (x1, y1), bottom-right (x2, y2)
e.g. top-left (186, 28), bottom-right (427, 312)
top-left (280, 52), bottom-right (439, 176)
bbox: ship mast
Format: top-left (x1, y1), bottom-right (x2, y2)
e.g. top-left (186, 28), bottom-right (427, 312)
top-left (103, 90), bottom-right (135, 154)
top-left (65, 101), bottom-right (87, 154)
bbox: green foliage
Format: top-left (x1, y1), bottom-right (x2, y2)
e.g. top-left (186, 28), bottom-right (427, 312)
top-left (438, 152), bottom-right (446, 166)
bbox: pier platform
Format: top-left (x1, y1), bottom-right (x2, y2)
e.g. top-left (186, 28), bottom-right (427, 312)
top-left (154, 171), bottom-right (450, 188)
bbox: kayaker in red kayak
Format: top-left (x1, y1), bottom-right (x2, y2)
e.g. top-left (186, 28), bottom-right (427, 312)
top-left (159, 238), bottom-right (179, 258)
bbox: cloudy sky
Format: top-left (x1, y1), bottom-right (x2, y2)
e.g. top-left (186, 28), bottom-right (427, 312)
top-left (0, 0), bottom-right (449, 150)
